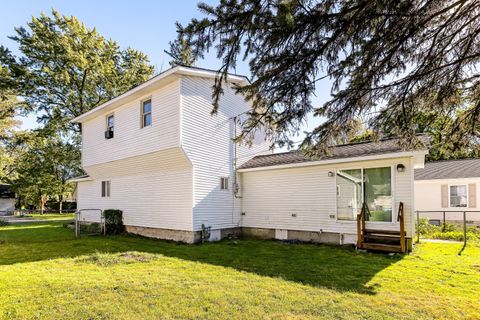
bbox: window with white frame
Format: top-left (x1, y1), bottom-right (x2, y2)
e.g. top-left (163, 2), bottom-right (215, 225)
top-left (101, 181), bottom-right (111, 197)
top-left (105, 114), bottom-right (114, 140)
top-left (220, 177), bottom-right (229, 190)
top-left (141, 99), bottom-right (152, 127)
top-left (106, 114), bottom-right (114, 131)
top-left (449, 185), bottom-right (467, 207)
top-left (336, 167), bottom-right (392, 222)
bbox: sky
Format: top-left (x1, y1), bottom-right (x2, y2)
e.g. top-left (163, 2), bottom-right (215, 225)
top-left (0, 0), bottom-right (329, 145)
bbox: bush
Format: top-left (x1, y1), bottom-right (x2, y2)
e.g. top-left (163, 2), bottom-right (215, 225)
top-left (103, 209), bottom-right (124, 235)
top-left (0, 219), bottom-right (10, 227)
top-left (418, 218), bottom-right (480, 242)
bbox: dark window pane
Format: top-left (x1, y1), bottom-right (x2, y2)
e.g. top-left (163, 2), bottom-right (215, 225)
top-left (107, 115), bottom-right (114, 129)
top-left (101, 181), bottom-right (106, 197)
top-left (143, 100), bottom-right (152, 113)
top-left (144, 113), bottom-right (151, 127)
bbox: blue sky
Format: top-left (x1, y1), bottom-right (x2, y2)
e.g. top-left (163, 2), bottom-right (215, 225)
top-left (0, 0), bottom-right (328, 144)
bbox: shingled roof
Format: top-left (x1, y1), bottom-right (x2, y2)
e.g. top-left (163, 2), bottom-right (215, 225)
top-left (239, 137), bottom-right (428, 170)
top-left (414, 158), bottom-right (480, 180)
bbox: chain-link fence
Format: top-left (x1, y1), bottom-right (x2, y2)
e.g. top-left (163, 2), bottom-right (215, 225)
top-left (415, 210), bottom-right (480, 247)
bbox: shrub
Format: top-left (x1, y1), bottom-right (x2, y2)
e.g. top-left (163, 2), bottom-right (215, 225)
top-left (0, 219), bottom-right (10, 227)
top-left (103, 209), bottom-right (124, 235)
top-left (418, 218), bottom-right (480, 242)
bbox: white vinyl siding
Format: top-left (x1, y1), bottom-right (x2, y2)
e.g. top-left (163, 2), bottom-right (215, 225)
top-left (180, 76), bottom-right (270, 231)
top-left (82, 80), bottom-right (180, 167)
top-left (240, 157), bottom-right (414, 241)
top-left (78, 148), bottom-right (194, 230)
top-left (414, 178), bottom-right (480, 222)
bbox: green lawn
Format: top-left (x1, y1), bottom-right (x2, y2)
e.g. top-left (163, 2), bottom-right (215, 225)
top-left (0, 222), bottom-right (479, 320)
top-left (13, 213), bottom-right (75, 221)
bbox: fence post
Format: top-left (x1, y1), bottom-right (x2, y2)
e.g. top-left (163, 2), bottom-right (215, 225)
top-left (463, 211), bottom-right (467, 247)
top-left (416, 210), bottom-right (420, 243)
top-left (442, 211), bottom-right (446, 232)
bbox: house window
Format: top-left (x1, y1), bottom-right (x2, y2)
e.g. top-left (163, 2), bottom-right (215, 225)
top-left (141, 99), bottom-right (152, 127)
top-left (336, 167), bottom-right (392, 222)
top-left (105, 114), bottom-right (114, 139)
top-left (101, 181), bottom-right (111, 197)
top-left (449, 185), bottom-right (467, 207)
top-left (220, 177), bottom-right (229, 190)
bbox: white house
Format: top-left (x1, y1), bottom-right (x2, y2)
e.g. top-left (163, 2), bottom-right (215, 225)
top-left (71, 66), bottom-right (427, 251)
top-left (414, 158), bottom-right (480, 225)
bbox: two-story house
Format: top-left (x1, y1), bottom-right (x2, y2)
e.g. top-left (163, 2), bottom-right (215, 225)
top-left (72, 65), bottom-right (428, 252)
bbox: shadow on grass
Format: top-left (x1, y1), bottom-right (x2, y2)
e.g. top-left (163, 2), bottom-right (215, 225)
top-left (0, 222), bottom-right (402, 294)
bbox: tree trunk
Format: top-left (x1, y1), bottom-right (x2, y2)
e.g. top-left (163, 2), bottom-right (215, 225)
top-left (59, 194), bottom-right (63, 214)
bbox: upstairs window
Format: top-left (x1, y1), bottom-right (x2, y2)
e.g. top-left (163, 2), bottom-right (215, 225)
top-left (105, 114), bottom-right (114, 139)
top-left (220, 177), bottom-right (229, 190)
top-left (101, 181), bottom-right (111, 197)
top-left (450, 185), bottom-right (467, 207)
top-left (141, 99), bottom-right (152, 127)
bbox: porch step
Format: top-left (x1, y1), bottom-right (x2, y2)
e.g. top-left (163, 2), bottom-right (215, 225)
top-left (364, 229), bottom-right (405, 236)
top-left (365, 234), bottom-right (401, 242)
top-left (362, 242), bottom-right (403, 252)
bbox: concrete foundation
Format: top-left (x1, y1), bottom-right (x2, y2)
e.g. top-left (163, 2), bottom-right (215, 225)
top-left (125, 225), bottom-right (201, 244)
top-left (126, 225), bottom-right (411, 251)
top-left (241, 227), bottom-right (275, 239)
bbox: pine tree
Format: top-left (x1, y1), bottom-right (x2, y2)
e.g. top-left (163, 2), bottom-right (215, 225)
top-left (178, 0), bottom-right (480, 155)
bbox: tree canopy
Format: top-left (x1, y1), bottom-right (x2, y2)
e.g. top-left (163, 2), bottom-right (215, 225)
top-left (177, 0), bottom-right (480, 156)
top-left (0, 10), bottom-right (156, 210)
top-left (0, 9), bottom-right (155, 138)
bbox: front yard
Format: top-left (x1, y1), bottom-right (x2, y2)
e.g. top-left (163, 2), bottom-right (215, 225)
top-left (0, 222), bottom-right (478, 320)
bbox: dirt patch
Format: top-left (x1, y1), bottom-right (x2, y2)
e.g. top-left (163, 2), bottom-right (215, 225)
top-left (75, 251), bottom-right (159, 266)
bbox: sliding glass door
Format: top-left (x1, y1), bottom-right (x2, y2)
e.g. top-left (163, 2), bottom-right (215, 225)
top-left (336, 167), bottom-right (392, 222)
top-left (364, 167), bottom-right (392, 222)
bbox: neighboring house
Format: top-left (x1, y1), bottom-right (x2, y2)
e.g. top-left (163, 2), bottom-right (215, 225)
top-left (414, 158), bottom-right (480, 225)
top-left (0, 184), bottom-right (16, 215)
top-left (71, 65), bottom-right (427, 251)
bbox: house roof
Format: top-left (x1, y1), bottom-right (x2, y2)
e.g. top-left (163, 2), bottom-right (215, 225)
top-left (71, 65), bottom-right (249, 123)
top-left (238, 136), bottom-right (429, 171)
top-left (414, 158), bottom-right (480, 180)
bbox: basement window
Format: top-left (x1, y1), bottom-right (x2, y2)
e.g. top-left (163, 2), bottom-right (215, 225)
top-left (220, 177), bottom-right (229, 190)
top-left (101, 181), bottom-right (111, 197)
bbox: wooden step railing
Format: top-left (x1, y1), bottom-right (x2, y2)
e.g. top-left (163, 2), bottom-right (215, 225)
top-left (357, 202), bottom-right (406, 252)
top-left (397, 202), bottom-right (405, 253)
top-left (356, 202), bottom-right (370, 249)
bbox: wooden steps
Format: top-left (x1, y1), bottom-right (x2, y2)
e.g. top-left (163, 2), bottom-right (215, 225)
top-left (357, 202), bottom-right (407, 253)
top-left (364, 229), bottom-right (404, 236)
top-left (362, 242), bottom-right (404, 252)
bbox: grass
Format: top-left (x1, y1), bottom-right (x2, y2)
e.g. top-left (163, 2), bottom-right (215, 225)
top-left (13, 213), bottom-right (75, 221)
top-left (0, 222), bottom-right (479, 319)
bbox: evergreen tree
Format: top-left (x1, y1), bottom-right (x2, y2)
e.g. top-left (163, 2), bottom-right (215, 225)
top-left (178, 0), bottom-right (480, 154)
top-left (165, 37), bottom-right (196, 67)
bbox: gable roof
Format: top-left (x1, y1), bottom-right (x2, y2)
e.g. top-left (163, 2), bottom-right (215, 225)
top-left (414, 158), bottom-right (480, 180)
top-left (239, 137), bottom-right (429, 171)
top-left (71, 66), bottom-right (249, 123)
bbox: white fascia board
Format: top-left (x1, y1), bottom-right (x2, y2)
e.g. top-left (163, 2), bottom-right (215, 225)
top-left (71, 66), bottom-right (249, 123)
top-left (237, 150), bottom-right (428, 173)
top-left (415, 177), bottom-right (480, 184)
top-left (67, 177), bottom-right (93, 183)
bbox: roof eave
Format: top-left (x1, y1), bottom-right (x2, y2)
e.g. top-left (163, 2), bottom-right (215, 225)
top-left (238, 150), bottom-right (428, 173)
top-left (71, 66), bottom-right (250, 124)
